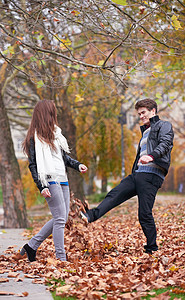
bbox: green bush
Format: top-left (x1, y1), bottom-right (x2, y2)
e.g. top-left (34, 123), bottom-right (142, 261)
top-left (86, 192), bottom-right (107, 203)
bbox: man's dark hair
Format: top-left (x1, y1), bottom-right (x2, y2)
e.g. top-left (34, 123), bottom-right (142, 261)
top-left (135, 98), bottom-right (158, 113)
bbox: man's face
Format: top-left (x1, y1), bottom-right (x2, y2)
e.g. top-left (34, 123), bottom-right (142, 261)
top-left (137, 107), bottom-right (156, 126)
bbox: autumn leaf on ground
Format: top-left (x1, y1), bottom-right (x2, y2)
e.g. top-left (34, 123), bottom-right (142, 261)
top-left (0, 196), bottom-right (184, 299)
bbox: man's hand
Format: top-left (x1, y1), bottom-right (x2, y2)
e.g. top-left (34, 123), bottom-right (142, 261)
top-left (79, 164), bottom-right (88, 173)
top-left (138, 155), bottom-right (153, 165)
top-left (41, 188), bottom-right (51, 198)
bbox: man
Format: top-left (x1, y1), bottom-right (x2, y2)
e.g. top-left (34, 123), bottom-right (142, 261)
top-left (80, 98), bottom-right (174, 254)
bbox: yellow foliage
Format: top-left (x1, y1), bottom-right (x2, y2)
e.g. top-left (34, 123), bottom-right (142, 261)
top-left (75, 94), bottom-right (84, 102)
top-left (171, 15), bottom-right (182, 30)
top-left (123, 126), bottom-right (138, 176)
top-left (18, 160), bottom-right (40, 208)
top-left (97, 60), bottom-right (104, 66)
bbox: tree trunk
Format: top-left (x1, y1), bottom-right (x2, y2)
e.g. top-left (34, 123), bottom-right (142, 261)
top-left (87, 156), bottom-right (96, 195)
top-left (57, 93), bottom-right (84, 200)
top-left (0, 89), bottom-right (28, 228)
top-left (101, 176), bottom-right (107, 193)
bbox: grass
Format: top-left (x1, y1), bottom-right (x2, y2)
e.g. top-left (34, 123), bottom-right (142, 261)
top-left (158, 191), bottom-right (182, 196)
top-left (49, 287), bottom-right (185, 300)
top-left (51, 292), bottom-right (76, 300)
top-left (47, 277), bottom-right (185, 300)
top-left (86, 190), bottom-right (185, 204)
top-left (47, 278), bottom-right (76, 300)
top-left (141, 287), bottom-right (185, 299)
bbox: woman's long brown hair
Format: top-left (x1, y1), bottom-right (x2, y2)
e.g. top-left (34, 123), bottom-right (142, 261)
top-left (22, 100), bottom-right (58, 157)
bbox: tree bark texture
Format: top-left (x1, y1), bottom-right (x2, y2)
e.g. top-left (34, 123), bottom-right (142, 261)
top-left (0, 89), bottom-right (28, 228)
top-left (101, 176), bottom-right (107, 193)
top-left (87, 156), bottom-right (96, 195)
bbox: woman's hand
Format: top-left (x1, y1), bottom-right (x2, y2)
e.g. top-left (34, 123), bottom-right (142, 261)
top-left (79, 164), bottom-right (88, 173)
top-left (41, 188), bottom-right (51, 198)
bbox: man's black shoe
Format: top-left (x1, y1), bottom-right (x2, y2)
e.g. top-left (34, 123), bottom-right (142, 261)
top-left (80, 211), bottom-right (89, 225)
top-left (145, 249), bottom-right (153, 255)
top-left (144, 244), bottom-right (158, 255)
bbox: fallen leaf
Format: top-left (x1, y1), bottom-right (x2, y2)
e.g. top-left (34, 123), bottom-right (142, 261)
top-left (0, 278), bottom-right (9, 283)
top-left (0, 196), bottom-right (184, 299)
top-left (8, 272), bottom-right (19, 278)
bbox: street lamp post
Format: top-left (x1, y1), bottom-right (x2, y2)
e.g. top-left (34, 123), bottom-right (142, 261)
top-left (118, 110), bottom-right (127, 178)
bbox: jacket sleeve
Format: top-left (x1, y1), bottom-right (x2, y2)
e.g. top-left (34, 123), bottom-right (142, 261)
top-left (28, 138), bottom-right (47, 193)
top-left (63, 152), bottom-right (81, 171)
top-left (149, 122), bottom-right (174, 160)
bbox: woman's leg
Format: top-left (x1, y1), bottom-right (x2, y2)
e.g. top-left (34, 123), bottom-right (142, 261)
top-left (46, 184), bottom-right (69, 261)
top-left (28, 219), bottom-right (53, 251)
top-left (29, 184), bottom-right (70, 261)
top-left (61, 185), bottom-right (70, 221)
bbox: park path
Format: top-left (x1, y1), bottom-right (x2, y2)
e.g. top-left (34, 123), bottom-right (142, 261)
top-left (0, 208), bottom-right (53, 300)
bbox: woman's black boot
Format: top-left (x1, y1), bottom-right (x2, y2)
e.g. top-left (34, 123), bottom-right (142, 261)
top-left (20, 244), bottom-right (36, 262)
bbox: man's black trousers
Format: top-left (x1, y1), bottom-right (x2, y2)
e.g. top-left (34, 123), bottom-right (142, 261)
top-left (87, 172), bottom-right (163, 252)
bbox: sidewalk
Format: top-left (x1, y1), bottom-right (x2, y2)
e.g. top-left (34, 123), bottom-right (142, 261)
top-left (0, 228), bottom-right (53, 300)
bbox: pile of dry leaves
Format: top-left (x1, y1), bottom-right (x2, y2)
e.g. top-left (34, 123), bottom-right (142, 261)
top-left (0, 196), bottom-right (185, 299)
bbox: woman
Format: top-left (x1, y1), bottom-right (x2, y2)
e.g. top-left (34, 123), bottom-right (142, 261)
top-left (21, 100), bottom-right (87, 262)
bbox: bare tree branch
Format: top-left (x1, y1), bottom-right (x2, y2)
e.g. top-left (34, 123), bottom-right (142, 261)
top-left (176, 0), bottom-right (185, 8)
top-left (8, 116), bottom-right (29, 129)
top-left (0, 24), bottom-right (118, 70)
top-left (1, 60), bottom-right (29, 97)
top-left (108, 0), bottom-right (179, 50)
top-left (102, 23), bottom-right (136, 68)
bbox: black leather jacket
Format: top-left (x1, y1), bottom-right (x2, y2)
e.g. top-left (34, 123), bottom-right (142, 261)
top-left (132, 115), bottom-right (174, 176)
top-left (28, 138), bottom-right (81, 192)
